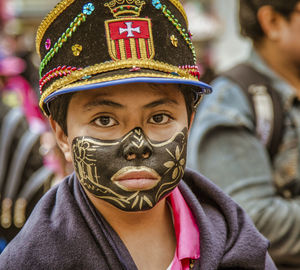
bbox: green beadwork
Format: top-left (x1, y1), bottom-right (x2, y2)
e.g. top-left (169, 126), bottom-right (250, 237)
top-left (157, 5), bottom-right (196, 63)
top-left (39, 6), bottom-right (94, 77)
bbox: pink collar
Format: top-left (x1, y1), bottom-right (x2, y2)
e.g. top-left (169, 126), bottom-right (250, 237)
top-left (167, 187), bottom-right (200, 270)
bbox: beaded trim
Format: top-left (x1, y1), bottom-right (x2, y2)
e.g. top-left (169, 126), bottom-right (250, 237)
top-left (45, 38), bottom-right (51, 50)
top-left (40, 72), bottom-right (198, 112)
top-left (167, 0), bottom-right (188, 27)
top-left (36, 0), bottom-right (76, 56)
top-left (179, 65), bottom-right (200, 80)
top-left (39, 66), bottom-right (82, 94)
top-left (169, 0), bottom-right (189, 26)
top-left (39, 3), bottom-right (95, 77)
top-left (39, 59), bottom-right (198, 107)
top-left (152, 0), bottom-right (196, 63)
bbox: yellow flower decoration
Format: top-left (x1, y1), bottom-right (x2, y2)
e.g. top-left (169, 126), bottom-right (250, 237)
top-left (72, 44), bottom-right (83, 56)
top-left (164, 145), bottom-right (185, 180)
top-left (170, 35), bottom-right (178, 47)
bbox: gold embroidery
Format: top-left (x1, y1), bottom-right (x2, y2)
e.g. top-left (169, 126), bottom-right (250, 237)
top-left (119, 39), bottom-right (126, 60)
top-left (130, 38), bottom-right (138, 60)
top-left (39, 59), bottom-right (197, 111)
top-left (139, 38), bottom-right (148, 59)
top-left (40, 73), bottom-right (193, 113)
top-left (104, 0), bottom-right (146, 18)
top-left (72, 44), bottom-right (83, 56)
top-left (104, 18), bottom-right (155, 61)
top-left (170, 35), bottom-right (178, 47)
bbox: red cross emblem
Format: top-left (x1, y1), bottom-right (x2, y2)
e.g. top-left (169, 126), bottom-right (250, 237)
top-left (105, 18), bottom-right (155, 61)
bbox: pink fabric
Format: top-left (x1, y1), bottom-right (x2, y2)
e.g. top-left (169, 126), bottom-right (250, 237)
top-left (167, 187), bottom-right (200, 270)
top-left (5, 76), bottom-right (47, 133)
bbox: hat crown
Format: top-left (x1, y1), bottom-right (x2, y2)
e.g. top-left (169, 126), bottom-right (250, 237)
top-left (36, 0), bottom-right (211, 115)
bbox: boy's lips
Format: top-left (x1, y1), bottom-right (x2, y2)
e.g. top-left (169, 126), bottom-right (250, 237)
top-left (111, 166), bottom-right (161, 191)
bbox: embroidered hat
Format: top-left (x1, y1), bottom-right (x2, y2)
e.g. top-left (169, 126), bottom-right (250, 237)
top-left (36, 0), bottom-right (212, 115)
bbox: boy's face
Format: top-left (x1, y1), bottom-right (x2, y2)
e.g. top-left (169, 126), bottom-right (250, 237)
top-left (275, 2), bottom-right (300, 68)
top-left (53, 83), bottom-right (192, 211)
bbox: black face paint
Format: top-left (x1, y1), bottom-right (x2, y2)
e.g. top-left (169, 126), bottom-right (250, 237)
top-left (72, 127), bottom-right (187, 211)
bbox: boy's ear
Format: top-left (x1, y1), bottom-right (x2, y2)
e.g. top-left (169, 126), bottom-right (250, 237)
top-left (257, 6), bottom-right (281, 41)
top-left (49, 116), bottom-right (72, 162)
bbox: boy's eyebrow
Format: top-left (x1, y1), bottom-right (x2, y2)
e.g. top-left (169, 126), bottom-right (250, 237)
top-left (143, 98), bottom-right (179, 109)
top-left (82, 97), bottom-right (178, 111)
top-left (83, 99), bottom-right (123, 111)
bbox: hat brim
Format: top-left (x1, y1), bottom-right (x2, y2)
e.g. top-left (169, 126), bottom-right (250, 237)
top-left (43, 67), bottom-right (212, 114)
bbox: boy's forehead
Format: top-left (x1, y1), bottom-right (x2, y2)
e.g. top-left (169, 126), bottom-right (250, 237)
top-left (72, 83), bottom-right (182, 100)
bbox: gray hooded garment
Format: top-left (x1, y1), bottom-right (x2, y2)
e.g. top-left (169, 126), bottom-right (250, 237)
top-left (0, 169), bottom-right (276, 269)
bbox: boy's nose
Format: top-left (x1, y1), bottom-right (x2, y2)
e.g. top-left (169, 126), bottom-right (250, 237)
top-left (122, 128), bottom-right (153, 161)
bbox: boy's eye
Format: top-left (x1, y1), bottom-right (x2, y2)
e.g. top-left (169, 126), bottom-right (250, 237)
top-left (94, 116), bottom-right (117, 127)
top-left (149, 114), bottom-right (172, 124)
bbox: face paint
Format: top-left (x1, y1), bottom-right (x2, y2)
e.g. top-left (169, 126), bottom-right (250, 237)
top-left (72, 127), bottom-right (188, 211)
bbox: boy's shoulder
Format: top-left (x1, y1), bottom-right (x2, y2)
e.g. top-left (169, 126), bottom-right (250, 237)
top-left (0, 176), bottom-right (95, 269)
top-left (182, 168), bottom-right (272, 269)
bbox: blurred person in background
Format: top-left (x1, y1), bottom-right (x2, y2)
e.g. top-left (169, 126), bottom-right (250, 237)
top-left (188, 0), bottom-right (300, 269)
top-left (0, 3), bottom-right (70, 253)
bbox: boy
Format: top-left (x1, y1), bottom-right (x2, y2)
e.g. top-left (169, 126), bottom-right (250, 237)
top-left (0, 0), bottom-right (275, 269)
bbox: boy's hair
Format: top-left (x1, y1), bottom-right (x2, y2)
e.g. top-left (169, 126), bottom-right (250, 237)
top-left (239, 0), bottom-right (299, 42)
top-left (49, 85), bottom-right (195, 136)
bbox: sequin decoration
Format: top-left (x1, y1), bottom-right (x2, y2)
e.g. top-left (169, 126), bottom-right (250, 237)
top-left (83, 2), bottom-right (95, 15)
top-left (151, 0), bottom-right (196, 63)
top-left (170, 35), bottom-right (178, 47)
top-left (45, 38), bottom-right (51, 51)
top-left (39, 3), bottom-right (95, 77)
top-left (152, 0), bottom-right (162, 9)
top-left (39, 66), bottom-right (82, 94)
top-left (179, 65), bottom-right (200, 80)
top-left (72, 44), bottom-right (83, 56)
top-left (129, 66), bottom-right (141, 72)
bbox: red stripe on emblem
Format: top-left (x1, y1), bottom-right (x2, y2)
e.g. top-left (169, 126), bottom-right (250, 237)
top-left (124, 39), bottom-right (132, 59)
top-left (115, 40), bottom-right (121, 60)
top-left (135, 39), bottom-right (141, 59)
top-left (145, 39), bottom-right (150, 58)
